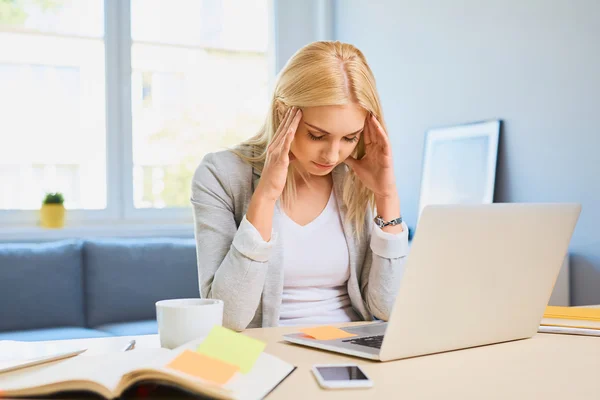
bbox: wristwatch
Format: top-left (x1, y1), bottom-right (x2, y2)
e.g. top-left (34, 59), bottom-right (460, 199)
top-left (374, 215), bottom-right (403, 228)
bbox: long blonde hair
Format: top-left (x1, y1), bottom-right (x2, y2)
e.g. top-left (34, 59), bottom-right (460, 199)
top-left (232, 40), bottom-right (388, 234)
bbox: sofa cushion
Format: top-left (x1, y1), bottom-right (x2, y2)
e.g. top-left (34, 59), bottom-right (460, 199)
top-left (0, 327), bottom-right (112, 341)
top-left (95, 320), bottom-right (158, 336)
top-left (84, 238), bottom-right (199, 327)
top-left (0, 240), bottom-right (85, 332)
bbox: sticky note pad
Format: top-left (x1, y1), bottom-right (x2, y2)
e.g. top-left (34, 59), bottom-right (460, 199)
top-left (166, 350), bottom-right (239, 385)
top-left (196, 325), bottom-right (266, 374)
top-left (300, 326), bottom-right (357, 340)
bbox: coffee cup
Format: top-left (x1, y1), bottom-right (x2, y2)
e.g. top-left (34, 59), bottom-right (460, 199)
top-left (155, 298), bottom-right (224, 349)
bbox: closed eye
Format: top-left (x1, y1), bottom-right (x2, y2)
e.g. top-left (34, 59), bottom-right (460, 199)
top-left (307, 131), bottom-right (360, 143)
top-left (307, 132), bottom-right (325, 141)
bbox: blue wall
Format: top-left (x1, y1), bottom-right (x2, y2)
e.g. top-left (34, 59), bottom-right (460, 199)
top-left (334, 0), bottom-right (600, 305)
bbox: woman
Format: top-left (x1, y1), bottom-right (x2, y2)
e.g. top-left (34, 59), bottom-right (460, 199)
top-left (191, 41), bottom-right (409, 331)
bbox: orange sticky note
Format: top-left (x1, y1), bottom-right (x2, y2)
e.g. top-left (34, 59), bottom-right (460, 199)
top-left (299, 326), bottom-right (357, 340)
top-left (166, 350), bottom-right (239, 385)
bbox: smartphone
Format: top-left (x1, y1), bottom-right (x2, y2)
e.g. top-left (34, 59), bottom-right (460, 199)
top-left (311, 364), bottom-right (373, 389)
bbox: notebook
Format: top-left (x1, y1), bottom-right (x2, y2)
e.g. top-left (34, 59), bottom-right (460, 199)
top-left (0, 333), bottom-right (295, 400)
top-left (539, 306), bottom-right (600, 335)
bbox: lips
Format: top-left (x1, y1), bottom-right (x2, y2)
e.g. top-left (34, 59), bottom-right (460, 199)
top-left (313, 162), bottom-right (335, 169)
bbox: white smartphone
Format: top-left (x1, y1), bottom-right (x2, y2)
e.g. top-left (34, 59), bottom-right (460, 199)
top-left (311, 364), bottom-right (373, 389)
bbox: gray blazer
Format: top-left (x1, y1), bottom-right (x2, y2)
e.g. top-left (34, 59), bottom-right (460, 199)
top-left (190, 149), bottom-right (409, 331)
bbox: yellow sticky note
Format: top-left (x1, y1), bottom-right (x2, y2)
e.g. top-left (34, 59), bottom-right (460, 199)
top-left (166, 350), bottom-right (239, 385)
top-left (196, 325), bottom-right (267, 374)
top-left (300, 326), bottom-right (357, 340)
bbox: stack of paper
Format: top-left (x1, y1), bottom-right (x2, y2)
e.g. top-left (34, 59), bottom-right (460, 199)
top-left (539, 306), bottom-right (600, 336)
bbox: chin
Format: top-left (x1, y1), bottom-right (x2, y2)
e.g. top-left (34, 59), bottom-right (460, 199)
top-left (309, 168), bottom-right (332, 176)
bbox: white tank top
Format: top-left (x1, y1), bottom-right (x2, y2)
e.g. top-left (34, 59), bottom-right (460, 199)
top-left (276, 190), bottom-right (360, 326)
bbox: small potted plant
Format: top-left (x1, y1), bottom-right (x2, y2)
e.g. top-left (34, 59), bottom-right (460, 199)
top-left (40, 192), bottom-right (66, 228)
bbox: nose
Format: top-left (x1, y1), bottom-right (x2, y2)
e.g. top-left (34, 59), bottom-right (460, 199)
top-left (321, 141), bottom-right (340, 164)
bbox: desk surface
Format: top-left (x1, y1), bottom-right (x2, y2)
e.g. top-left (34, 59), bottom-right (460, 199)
top-left (20, 313), bottom-right (600, 400)
top-left (244, 322), bottom-right (600, 400)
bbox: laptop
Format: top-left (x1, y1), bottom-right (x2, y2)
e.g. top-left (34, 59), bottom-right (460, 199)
top-left (283, 203), bottom-right (581, 361)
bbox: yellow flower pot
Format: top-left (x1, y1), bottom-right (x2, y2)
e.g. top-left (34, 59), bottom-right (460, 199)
top-left (40, 204), bottom-right (66, 228)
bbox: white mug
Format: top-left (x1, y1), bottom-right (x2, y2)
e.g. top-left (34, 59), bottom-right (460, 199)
top-left (155, 298), bottom-right (224, 349)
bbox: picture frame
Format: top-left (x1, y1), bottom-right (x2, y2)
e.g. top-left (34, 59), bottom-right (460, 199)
top-left (417, 119), bottom-right (501, 218)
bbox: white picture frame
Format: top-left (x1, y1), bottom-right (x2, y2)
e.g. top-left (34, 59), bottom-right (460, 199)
top-left (418, 120), bottom-right (501, 217)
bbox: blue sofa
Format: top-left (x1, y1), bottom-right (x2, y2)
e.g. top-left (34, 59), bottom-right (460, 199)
top-left (0, 238), bottom-right (199, 341)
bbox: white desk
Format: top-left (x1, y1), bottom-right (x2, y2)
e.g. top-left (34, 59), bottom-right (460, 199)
top-left (244, 323), bottom-right (600, 399)
top-left (15, 317), bottom-right (600, 399)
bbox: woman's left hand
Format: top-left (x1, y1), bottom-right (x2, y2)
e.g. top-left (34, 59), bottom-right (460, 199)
top-left (344, 114), bottom-right (398, 200)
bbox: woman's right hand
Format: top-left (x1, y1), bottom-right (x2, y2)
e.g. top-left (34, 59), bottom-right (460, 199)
top-left (256, 106), bottom-right (302, 201)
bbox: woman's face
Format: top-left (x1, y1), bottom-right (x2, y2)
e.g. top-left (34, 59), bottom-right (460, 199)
top-left (290, 103), bottom-right (367, 177)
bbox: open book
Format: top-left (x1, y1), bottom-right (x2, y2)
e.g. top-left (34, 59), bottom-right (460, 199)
top-left (0, 337), bottom-right (295, 400)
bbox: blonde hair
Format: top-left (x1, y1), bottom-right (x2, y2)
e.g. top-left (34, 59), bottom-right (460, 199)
top-left (232, 40), bottom-right (388, 234)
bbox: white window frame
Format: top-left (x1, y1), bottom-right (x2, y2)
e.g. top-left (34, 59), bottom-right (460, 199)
top-left (0, 0), bottom-right (279, 232)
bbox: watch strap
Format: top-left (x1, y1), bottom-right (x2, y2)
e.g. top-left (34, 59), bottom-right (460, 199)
top-left (374, 215), bottom-right (403, 228)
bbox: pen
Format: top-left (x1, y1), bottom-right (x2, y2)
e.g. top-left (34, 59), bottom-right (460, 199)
top-left (121, 340), bottom-right (136, 352)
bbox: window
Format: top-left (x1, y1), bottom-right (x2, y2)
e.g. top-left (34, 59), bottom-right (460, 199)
top-left (130, 0), bottom-right (271, 209)
top-left (0, 0), bottom-right (106, 211)
top-left (0, 0), bottom-right (272, 226)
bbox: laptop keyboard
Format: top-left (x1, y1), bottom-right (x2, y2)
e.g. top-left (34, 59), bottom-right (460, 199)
top-left (342, 334), bottom-right (384, 349)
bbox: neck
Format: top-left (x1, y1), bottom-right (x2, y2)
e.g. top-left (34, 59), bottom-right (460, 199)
top-left (292, 167), bottom-right (332, 192)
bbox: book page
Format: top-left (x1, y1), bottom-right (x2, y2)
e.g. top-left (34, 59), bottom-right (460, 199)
top-left (0, 338), bottom-right (294, 400)
top-left (224, 352), bottom-right (295, 400)
top-left (142, 341), bottom-right (295, 400)
top-left (0, 348), bottom-right (168, 397)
